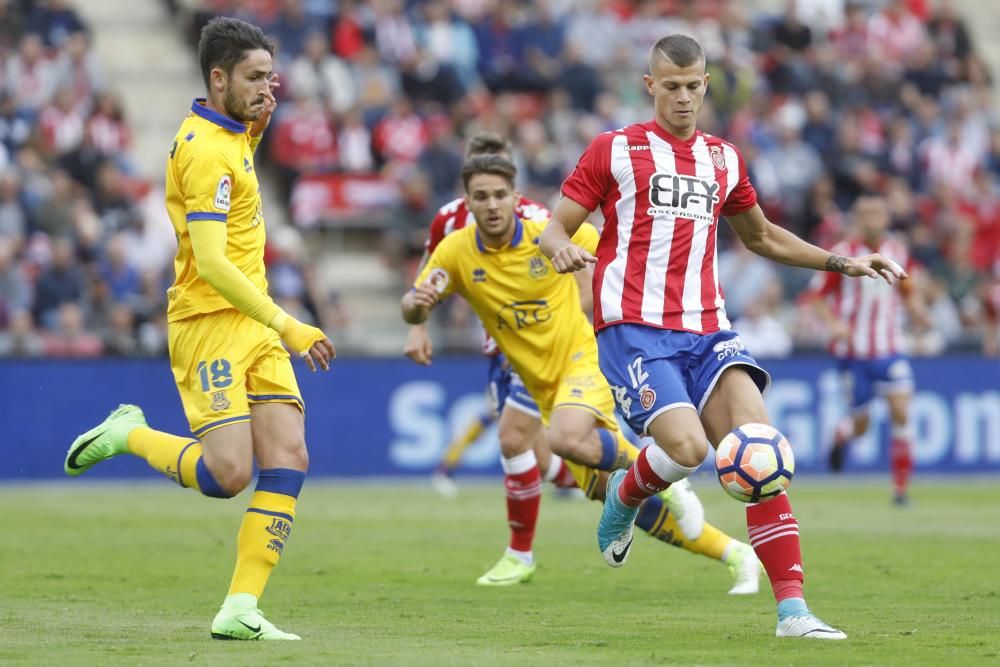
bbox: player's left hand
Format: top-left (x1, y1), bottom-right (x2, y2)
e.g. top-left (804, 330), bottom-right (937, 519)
top-left (842, 253), bottom-right (908, 285)
top-left (303, 336), bottom-right (336, 373)
top-left (249, 73), bottom-right (280, 138)
top-left (549, 243), bottom-right (597, 273)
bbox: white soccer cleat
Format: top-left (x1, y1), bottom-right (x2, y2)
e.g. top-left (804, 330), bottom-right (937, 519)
top-left (724, 541), bottom-right (761, 595)
top-left (431, 471), bottom-right (459, 499)
top-left (662, 478), bottom-right (705, 539)
top-left (775, 615), bottom-right (847, 640)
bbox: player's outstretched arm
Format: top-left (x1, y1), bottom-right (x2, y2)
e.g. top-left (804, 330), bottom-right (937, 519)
top-left (727, 204), bottom-right (907, 285)
top-left (188, 220), bottom-right (335, 371)
top-left (401, 283), bottom-right (439, 325)
top-left (540, 197), bottom-right (596, 273)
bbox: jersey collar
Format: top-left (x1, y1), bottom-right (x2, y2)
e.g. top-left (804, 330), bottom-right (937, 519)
top-left (476, 215), bottom-right (524, 253)
top-left (191, 98), bottom-right (248, 133)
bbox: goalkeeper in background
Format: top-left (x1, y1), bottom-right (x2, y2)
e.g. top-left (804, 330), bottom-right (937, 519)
top-left (62, 17), bottom-right (334, 641)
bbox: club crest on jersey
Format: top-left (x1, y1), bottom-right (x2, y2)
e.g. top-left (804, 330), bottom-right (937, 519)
top-left (243, 157), bottom-right (253, 173)
top-left (472, 268), bottom-right (487, 283)
top-left (210, 390), bottom-right (231, 411)
top-left (214, 175), bottom-right (232, 212)
top-left (528, 255), bottom-right (549, 278)
top-left (709, 145), bottom-right (726, 170)
top-left (427, 268), bottom-right (450, 293)
top-left (639, 385), bottom-right (656, 410)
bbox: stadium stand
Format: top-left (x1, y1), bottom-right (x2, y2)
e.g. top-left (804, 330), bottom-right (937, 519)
top-left (1, 0), bottom-right (998, 357)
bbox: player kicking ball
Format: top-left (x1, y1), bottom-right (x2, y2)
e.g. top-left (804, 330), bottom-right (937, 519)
top-left (63, 17), bottom-right (334, 640)
top-left (401, 154), bottom-right (760, 593)
top-left (542, 34), bottom-right (907, 639)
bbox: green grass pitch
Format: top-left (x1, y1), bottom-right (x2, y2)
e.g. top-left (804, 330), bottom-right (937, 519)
top-left (2, 477), bottom-right (999, 666)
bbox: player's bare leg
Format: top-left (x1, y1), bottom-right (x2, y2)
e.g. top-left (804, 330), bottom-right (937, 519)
top-left (886, 391), bottom-right (914, 505)
top-left (210, 404), bottom-right (306, 640)
top-left (702, 368), bottom-right (845, 639)
top-left (477, 404), bottom-right (542, 586)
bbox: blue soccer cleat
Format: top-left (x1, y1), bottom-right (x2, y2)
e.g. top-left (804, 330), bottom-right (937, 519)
top-left (597, 469), bottom-right (640, 567)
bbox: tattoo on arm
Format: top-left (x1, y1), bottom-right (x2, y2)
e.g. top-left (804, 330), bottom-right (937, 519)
top-left (825, 255), bottom-right (847, 273)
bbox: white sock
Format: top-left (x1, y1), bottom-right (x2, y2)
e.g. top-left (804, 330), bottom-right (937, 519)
top-left (501, 450), bottom-right (537, 475)
top-left (543, 453), bottom-right (563, 482)
top-left (645, 446), bottom-right (699, 483)
top-left (505, 547), bottom-right (533, 566)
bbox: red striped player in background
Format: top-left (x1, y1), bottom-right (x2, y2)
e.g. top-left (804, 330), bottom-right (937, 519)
top-left (806, 195), bottom-right (930, 505)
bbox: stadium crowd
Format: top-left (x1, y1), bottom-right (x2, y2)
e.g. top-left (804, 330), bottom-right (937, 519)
top-left (1, 0), bottom-right (998, 357)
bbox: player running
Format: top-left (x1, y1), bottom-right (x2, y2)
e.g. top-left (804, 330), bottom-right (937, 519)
top-left (402, 154), bottom-right (760, 592)
top-left (541, 34), bottom-right (906, 639)
top-left (804, 195), bottom-right (929, 504)
top-left (62, 18), bottom-right (334, 640)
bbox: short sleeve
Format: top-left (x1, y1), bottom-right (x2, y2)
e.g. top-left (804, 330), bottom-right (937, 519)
top-left (720, 144), bottom-right (757, 217)
top-left (414, 241), bottom-right (457, 300)
top-left (561, 133), bottom-right (614, 212)
top-left (180, 147), bottom-right (237, 223)
top-left (425, 199), bottom-right (462, 254)
top-left (571, 222), bottom-right (600, 255)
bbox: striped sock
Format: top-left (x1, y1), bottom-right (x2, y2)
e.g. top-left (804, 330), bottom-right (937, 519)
top-left (746, 492), bottom-right (804, 605)
top-left (502, 451), bottom-right (541, 556)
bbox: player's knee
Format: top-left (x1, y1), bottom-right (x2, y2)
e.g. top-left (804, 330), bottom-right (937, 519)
top-left (212, 462), bottom-right (253, 497)
top-left (498, 430), bottom-right (531, 458)
top-left (662, 436), bottom-right (708, 470)
top-left (546, 424), bottom-right (593, 465)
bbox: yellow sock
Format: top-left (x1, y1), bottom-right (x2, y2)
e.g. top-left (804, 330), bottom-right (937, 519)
top-left (597, 428), bottom-right (640, 470)
top-left (228, 469), bottom-right (305, 598)
top-left (637, 494), bottom-right (732, 562)
top-left (440, 415), bottom-right (488, 469)
top-left (127, 427), bottom-right (206, 492)
top-left (565, 460), bottom-right (603, 499)
top-left (615, 433), bottom-right (640, 468)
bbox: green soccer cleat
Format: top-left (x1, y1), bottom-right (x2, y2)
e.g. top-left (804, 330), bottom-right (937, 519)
top-left (211, 602), bottom-right (301, 641)
top-left (724, 541), bottom-right (761, 595)
top-left (64, 404), bottom-right (147, 476)
top-left (475, 553), bottom-right (536, 586)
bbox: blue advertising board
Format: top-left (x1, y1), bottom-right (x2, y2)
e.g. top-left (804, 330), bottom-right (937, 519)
top-left (1, 356), bottom-right (997, 480)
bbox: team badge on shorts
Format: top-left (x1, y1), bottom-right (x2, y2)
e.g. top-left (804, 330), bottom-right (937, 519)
top-left (211, 390), bottom-right (231, 411)
top-left (640, 385), bottom-right (657, 410)
top-left (709, 145), bottom-right (726, 170)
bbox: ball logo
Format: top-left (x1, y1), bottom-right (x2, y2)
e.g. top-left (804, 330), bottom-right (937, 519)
top-left (640, 385), bottom-right (656, 410)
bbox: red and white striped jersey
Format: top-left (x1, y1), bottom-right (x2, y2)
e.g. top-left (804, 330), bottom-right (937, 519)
top-left (423, 195), bottom-right (550, 356)
top-left (561, 122), bottom-right (757, 333)
top-left (424, 195), bottom-right (550, 254)
top-left (807, 235), bottom-right (912, 359)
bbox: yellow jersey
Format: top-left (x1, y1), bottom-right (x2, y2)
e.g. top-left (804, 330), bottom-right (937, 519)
top-left (416, 216), bottom-right (600, 401)
top-left (164, 99), bottom-right (267, 323)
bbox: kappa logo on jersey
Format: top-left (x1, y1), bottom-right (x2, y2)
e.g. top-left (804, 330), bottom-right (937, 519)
top-left (624, 144), bottom-right (651, 151)
top-left (472, 268), bottom-right (487, 283)
top-left (648, 172), bottom-right (720, 222)
top-left (214, 175), bottom-right (232, 212)
top-left (713, 337), bottom-right (746, 361)
top-left (496, 300), bottom-right (551, 330)
top-left (427, 268), bottom-right (450, 294)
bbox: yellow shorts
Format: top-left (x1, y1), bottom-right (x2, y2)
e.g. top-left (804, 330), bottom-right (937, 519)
top-left (168, 309), bottom-right (303, 437)
top-left (531, 347), bottom-right (618, 432)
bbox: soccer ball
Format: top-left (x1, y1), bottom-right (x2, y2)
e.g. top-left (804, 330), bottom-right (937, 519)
top-left (715, 423), bottom-right (795, 503)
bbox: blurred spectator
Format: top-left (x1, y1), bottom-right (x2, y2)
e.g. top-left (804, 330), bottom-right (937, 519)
top-left (98, 233), bottom-right (140, 303)
top-left (0, 92), bottom-right (33, 157)
top-left (267, 0), bottom-right (314, 61)
top-left (732, 281), bottom-right (793, 359)
top-left (337, 107), bottom-right (375, 173)
top-left (42, 301), bottom-right (102, 357)
top-left (86, 92), bottom-right (132, 165)
top-left (28, 0), bottom-right (86, 48)
top-left (0, 308), bottom-right (44, 357)
top-left (372, 97), bottom-right (427, 166)
top-left (0, 237), bottom-right (31, 322)
top-left (0, 169), bottom-right (27, 242)
top-left (6, 33), bottom-right (58, 112)
top-left (270, 94), bottom-right (338, 187)
top-left (33, 235), bottom-right (84, 327)
top-left (416, 0), bottom-right (480, 89)
top-left (417, 115), bottom-right (463, 209)
top-left (38, 84), bottom-right (88, 157)
top-left (286, 30), bottom-right (357, 116)
top-left (53, 30), bottom-right (104, 101)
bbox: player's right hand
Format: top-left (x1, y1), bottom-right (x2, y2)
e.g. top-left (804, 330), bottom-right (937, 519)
top-left (404, 323), bottom-right (433, 365)
top-left (549, 243), bottom-right (597, 273)
top-left (280, 317), bottom-right (336, 372)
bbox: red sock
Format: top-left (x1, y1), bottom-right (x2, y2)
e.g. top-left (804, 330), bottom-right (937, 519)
top-left (505, 467), bottom-right (541, 552)
top-left (551, 458), bottom-right (578, 489)
top-left (746, 492), bottom-right (804, 603)
top-left (890, 437), bottom-right (912, 496)
top-left (617, 447), bottom-right (671, 507)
